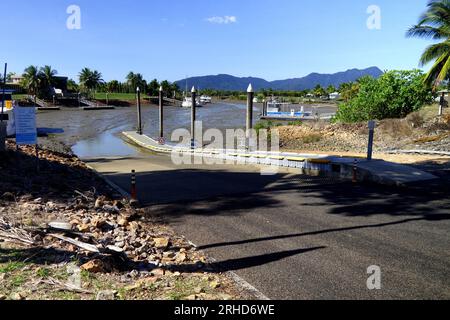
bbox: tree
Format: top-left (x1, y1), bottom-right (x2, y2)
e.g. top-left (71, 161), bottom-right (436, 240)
top-left (147, 79), bottom-right (160, 96)
top-left (339, 81), bottom-right (360, 102)
top-left (313, 85), bottom-right (327, 97)
top-left (79, 68), bottom-right (104, 99)
top-left (334, 70), bottom-right (433, 123)
top-left (106, 80), bottom-right (120, 93)
top-left (160, 80), bottom-right (172, 97)
top-left (22, 66), bottom-right (41, 96)
top-left (326, 85), bottom-right (337, 94)
top-left (39, 65), bottom-right (57, 97)
top-left (67, 79), bottom-right (79, 92)
top-left (407, 0), bottom-right (450, 87)
top-left (126, 72), bottom-right (146, 93)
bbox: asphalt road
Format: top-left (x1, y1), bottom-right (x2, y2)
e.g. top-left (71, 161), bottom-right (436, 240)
top-left (86, 153), bottom-right (450, 300)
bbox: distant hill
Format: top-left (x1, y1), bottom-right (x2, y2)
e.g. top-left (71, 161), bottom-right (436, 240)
top-left (175, 67), bottom-right (383, 91)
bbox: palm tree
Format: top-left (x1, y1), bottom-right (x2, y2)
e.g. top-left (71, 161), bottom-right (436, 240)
top-left (39, 65), bottom-right (57, 97)
top-left (79, 68), bottom-right (104, 99)
top-left (407, 0), bottom-right (450, 87)
top-left (126, 72), bottom-right (146, 93)
top-left (22, 66), bottom-right (41, 97)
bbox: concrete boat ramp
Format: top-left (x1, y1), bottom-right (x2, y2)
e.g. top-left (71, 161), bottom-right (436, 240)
top-left (122, 131), bottom-right (437, 186)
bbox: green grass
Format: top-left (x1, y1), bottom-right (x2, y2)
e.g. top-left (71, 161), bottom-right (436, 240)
top-left (12, 94), bottom-right (28, 100)
top-left (0, 261), bottom-right (26, 274)
top-left (93, 93), bottom-right (138, 101)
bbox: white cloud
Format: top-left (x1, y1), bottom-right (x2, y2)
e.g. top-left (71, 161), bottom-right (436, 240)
top-left (206, 16), bottom-right (237, 24)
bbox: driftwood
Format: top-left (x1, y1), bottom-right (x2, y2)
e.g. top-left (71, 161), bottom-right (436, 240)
top-left (0, 217), bottom-right (35, 245)
top-left (48, 233), bottom-right (100, 253)
top-left (38, 278), bottom-right (93, 294)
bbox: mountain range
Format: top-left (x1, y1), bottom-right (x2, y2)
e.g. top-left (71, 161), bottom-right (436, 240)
top-left (175, 67), bottom-right (383, 91)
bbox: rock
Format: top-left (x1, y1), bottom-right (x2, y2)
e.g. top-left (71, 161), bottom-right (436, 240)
top-left (69, 219), bottom-right (80, 226)
top-left (0, 294), bottom-right (6, 300)
top-left (118, 217), bottom-right (129, 227)
top-left (154, 238), bottom-right (169, 250)
top-left (103, 205), bottom-right (120, 214)
top-left (176, 252), bottom-right (187, 263)
top-left (217, 294), bottom-right (233, 300)
top-left (2, 192), bottom-right (15, 201)
top-left (0, 273), bottom-right (5, 281)
top-left (113, 200), bottom-right (124, 209)
top-left (127, 222), bottom-right (140, 232)
top-left (96, 290), bottom-right (117, 300)
top-left (186, 294), bottom-right (198, 300)
top-left (128, 270), bottom-right (140, 278)
top-left (48, 221), bottom-right (73, 231)
top-left (115, 241), bottom-right (125, 248)
top-left (130, 199), bottom-right (140, 208)
top-left (11, 292), bottom-right (26, 300)
top-left (195, 287), bottom-right (204, 294)
top-left (77, 224), bottom-right (90, 232)
top-left (94, 198), bottom-right (104, 209)
top-left (91, 217), bottom-right (107, 229)
top-left (151, 268), bottom-right (165, 277)
top-left (46, 201), bottom-right (56, 209)
top-left (33, 197), bottom-right (43, 204)
top-left (106, 245), bottom-right (124, 253)
top-left (80, 260), bottom-right (104, 273)
top-left (209, 281), bottom-right (220, 289)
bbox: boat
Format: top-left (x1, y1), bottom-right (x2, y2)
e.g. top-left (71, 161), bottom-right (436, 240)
top-left (200, 95), bottom-right (212, 104)
top-left (265, 99), bottom-right (312, 119)
top-left (181, 96), bottom-right (203, 108)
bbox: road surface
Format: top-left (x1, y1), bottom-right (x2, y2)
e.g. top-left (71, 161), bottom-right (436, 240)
top-left (86, 152), bottom-right (450, 300)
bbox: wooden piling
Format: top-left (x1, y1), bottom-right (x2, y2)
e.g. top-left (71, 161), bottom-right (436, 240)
top-left (159, 86), bottom-right (164, 139)
top-left (191, 86), bottom-right (196, 148)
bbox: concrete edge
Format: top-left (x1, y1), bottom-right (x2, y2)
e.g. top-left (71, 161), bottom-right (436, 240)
top-left (122, 131), bottom-right (438, 188)
top-left (85, 163), bottom-right (131, 199)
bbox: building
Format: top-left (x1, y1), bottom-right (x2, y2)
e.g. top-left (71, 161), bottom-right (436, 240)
top-left (329, 92), bottom-right (341, 100)
top-left (8, 74), bottom-right (24, 85)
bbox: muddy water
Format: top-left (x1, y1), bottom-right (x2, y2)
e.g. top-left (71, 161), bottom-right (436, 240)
top-left (36, 103), bottom-right (262, 158)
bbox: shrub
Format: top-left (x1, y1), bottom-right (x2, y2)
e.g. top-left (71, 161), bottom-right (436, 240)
top-left (406, 112), bottom-right (425, 128)
top-left (333, 70), bottom-right (433, 123)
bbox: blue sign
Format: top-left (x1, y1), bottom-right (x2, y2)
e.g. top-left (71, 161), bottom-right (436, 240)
top-left (15, 107), bottom-right (37, 145)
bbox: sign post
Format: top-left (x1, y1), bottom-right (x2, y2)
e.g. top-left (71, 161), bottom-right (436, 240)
top-left (15, 106), bottom-right (38, 170)
top-left (0, 63), bottom-right (7, 152)
top-left (367, 120), bottom-right (376, 161)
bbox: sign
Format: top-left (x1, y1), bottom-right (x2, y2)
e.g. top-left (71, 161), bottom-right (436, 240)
top-left (15, 107), bottom-right (37, 145)
top-left (368, 120), bottom-right (376, 131)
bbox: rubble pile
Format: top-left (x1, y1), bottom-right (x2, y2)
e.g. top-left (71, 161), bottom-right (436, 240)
top-left (0, 141), bottom-right (206, 274)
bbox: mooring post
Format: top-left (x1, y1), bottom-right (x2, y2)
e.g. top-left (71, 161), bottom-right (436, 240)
top-left (191, 86), bottom-right (196, 149)
top-left (439, 92), bottom-right (445, 117)
top-left (0, 63), bottom-right (7, 153)
top-left (136, 87), bottom-right (142, 135)
top-left (367, 120), bottom-right (375, 161)
top-left (159, 86), bottom-right (164, 139)
top-left (131, 170), bottom-right (137, 200)
top-left (246, 84), bottom-right (254, 150)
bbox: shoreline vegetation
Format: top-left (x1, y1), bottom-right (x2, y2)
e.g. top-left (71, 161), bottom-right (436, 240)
top-left (0, 140), bottom-right (253, 301)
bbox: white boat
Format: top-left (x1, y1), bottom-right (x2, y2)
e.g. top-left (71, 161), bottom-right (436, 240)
top-left (200, 95), bottom-right (212, 104)
top-left (181, 97), bottom-right (203, 108)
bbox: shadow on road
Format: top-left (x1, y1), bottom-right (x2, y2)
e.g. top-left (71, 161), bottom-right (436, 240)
top-left (197, 214), bottom-right (450, 250)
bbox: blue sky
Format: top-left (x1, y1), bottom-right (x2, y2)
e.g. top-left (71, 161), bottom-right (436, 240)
top-left (1, 0), bottom-right (434, 82)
